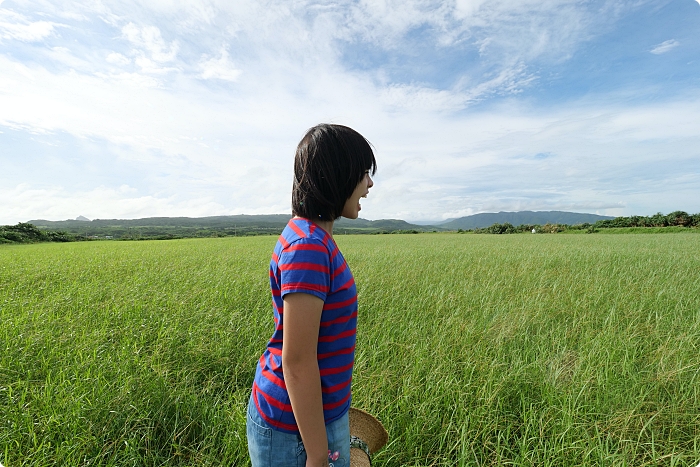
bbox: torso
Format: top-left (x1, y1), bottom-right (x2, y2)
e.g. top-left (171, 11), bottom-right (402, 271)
top-left (251, 218), bottom-right (357, 433)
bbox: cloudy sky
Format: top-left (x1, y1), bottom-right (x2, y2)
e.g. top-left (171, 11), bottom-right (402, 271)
top-left (1, 0), bottom-right (699, 224)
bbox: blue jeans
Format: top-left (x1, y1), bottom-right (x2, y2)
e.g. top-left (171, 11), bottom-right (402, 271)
top-left (247, 396), bottom-right (350, 467)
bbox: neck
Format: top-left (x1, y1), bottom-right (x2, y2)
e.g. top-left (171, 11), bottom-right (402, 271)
top-left (314, 219), bottom-right (334, 238)
top-left (295, 216), bottom-right (334, 238)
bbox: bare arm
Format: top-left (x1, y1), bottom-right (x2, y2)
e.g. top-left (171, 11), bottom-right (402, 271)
top-left (282, 292), bottom-right (328, 467)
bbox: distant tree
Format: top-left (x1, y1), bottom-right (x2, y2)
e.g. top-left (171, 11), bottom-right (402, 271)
top-left (692, 213), bottom-right (700, 227)
top-left (540, 223), bottom-right (566, 233)
top-left (666, 211), bottom-right (691, 227)
top-left (469, 211), bottom-right (700, 235)
top-left (0, 223), bottom-right (78, 244)
top-left (478, 223), bottom-right (517, 234)
top-left (628, 215), bottom-right (645, 227)
top-left (649, 212), bottom-right (668, 227)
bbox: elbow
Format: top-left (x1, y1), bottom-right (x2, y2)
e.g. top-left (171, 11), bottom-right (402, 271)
top-left (282, 351), bottom-right (318, 381)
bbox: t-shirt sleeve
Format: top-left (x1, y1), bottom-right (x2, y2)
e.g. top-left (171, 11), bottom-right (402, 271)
top-left (278, 238), bottom-right (331, 301)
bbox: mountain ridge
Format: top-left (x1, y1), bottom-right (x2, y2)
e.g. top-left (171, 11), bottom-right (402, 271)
top-left (27, 211), bottom-right (613, 235)
top-left (440, 211), bottom-right (613, 230)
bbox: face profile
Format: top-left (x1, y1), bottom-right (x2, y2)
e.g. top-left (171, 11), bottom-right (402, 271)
top-left (341, 171), bottom-right (374, 220)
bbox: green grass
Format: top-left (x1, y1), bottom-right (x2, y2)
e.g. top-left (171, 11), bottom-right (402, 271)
top-left (2, 234), bottom-right (700, 466)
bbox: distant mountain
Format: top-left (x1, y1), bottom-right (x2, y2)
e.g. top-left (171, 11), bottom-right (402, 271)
top-left (334, 217), bottom-right (435, 231)
top-left (29, 214), bottom-right (294, 230)
top-left (440, 211), bottom-right (614, 230)
top-left (404, 219), bottom-right (452, 226)
top-left (27, 214), bottom-right (439, 239)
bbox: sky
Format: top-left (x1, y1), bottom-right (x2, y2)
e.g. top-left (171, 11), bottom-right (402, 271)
top-left (1, 0), bottom-right (699, 225)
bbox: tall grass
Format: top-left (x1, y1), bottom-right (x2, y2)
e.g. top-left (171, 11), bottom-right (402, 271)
top-left (2, 234), bottom-right (699, 466)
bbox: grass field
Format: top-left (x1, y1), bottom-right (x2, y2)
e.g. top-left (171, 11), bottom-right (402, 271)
top-left (2, 233), bottom-right (699, 466)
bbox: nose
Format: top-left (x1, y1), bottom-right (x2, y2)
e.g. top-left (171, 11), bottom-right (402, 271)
top-left (366, 174), bottom-right (374, 188)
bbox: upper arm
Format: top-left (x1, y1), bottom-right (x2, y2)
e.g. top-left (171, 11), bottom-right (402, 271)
top-left (282, 292), bottom-right (324, 364)
top-left (278, 239), bottom-right (331, 301)
top-left (278, 238), bottom-right (330, 364)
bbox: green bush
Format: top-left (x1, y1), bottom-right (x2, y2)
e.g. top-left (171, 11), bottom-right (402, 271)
top-left (0, 223), bottom-right (79, 244)
top-left (475, 223), bottom-right (519, 234)
top-left (666, 211), bottom-right (692, 227)
top-left (594, 211), bottom-right (700, 229)
top-left (469, 211), bottom-right (700, 235)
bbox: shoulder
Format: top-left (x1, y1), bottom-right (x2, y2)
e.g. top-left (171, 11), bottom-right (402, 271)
top-left (279, 218), bottom-right (333, 254)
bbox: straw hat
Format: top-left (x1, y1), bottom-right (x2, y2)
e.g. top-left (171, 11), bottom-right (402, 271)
top-left (349, 407), bottom-right (388, 467)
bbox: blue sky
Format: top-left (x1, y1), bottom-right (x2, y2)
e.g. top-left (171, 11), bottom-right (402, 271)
top-left (1, 0), bottom-right (699, 224)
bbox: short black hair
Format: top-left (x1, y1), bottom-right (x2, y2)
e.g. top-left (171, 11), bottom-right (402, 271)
top-left (292, 124), bottom-right (377, 221)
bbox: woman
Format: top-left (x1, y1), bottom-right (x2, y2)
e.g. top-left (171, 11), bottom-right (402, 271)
top-left (247, 124), bottom-right (377, 467)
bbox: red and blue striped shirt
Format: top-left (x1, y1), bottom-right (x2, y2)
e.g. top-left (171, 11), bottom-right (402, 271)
top-left (252, 217), bottom-right (357, 433)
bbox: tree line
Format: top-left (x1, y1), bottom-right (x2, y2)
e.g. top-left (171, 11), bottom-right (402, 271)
top-left (0, 223), bottom-right (81, 244)
top-left (594, 211), bottom-right (699, 228)
top-left (464, 211), bottom-right (700, 234)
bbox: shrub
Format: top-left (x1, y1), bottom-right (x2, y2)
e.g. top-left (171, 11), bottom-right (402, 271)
top-left (540, 223), bottom-right (567, 233)
top-left (692, 213), bottom-right (700, 227)
top-left (666, 211), bottom-right (692, 227)
top-left (0, 223), bottom-right (79, 244)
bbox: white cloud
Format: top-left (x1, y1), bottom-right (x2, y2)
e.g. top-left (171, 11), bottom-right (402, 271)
top-left (460, 61), bottom-right (537, 99)
top-left (106, 52), bottom-right (131, 66)
top-left (121, 22), bottom-right (179, 69)
top-left (45, 46), bottom-right (92, 70)
top-left (93, 71), bottom-right (160, 88)
top-left (198, 49), bottom-right (242, 81)
top-left (650, 39), bottom-right (679, 54)
top-left (0, 9), bottom-right (57, 41)
top-left (121, 23), bottom-right (176, 61)
top-left (133, 55), bottom-right (177, 74)
top-left (453, 0), bottom-right (488, 19)
top-left (347, 0), bottom-right (599, 62)
top-left (379, 84), bottom-right (465, 112)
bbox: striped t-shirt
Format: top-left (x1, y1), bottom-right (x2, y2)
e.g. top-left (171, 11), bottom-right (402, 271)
top-left (252, 217), bottom-right (357, 433)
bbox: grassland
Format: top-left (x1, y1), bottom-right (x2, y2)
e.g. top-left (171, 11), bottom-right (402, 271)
top-left (1, 234), bottom-right (699, 466)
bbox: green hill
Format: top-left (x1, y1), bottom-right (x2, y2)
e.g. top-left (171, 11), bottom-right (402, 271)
top-left (441, 211), bottom-right (613, 230)
top-left (27, 215), bottom-right (438, 239)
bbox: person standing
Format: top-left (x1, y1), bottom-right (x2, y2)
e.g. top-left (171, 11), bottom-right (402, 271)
top-left (247, 124), bottom-right (377, 467)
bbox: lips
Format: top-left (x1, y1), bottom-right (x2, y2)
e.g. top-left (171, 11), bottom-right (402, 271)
top-left (359, 192), bottom-right (368, 211)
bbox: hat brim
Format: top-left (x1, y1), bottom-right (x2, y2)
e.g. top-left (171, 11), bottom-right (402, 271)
top-left (349, 407), bottom-right (388, 454)
top-left (350, 446), bottom-right (371, 467)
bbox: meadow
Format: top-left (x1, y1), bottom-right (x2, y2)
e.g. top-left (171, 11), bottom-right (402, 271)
top-left (1, 233), bottom-right (699, 466)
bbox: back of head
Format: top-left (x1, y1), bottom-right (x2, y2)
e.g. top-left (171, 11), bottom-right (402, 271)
top-left (292, 124), bottom-right (377, 221)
